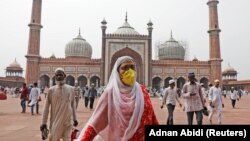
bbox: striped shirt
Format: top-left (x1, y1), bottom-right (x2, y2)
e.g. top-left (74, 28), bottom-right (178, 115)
top-left (182, 82), bottom-right (204, 112)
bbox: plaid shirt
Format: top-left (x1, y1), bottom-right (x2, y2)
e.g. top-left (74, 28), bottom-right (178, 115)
top-left (182, 82), bottom-right (204, 112)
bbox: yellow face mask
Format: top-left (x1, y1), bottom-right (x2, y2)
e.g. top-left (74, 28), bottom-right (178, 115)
top-left (121, 68), bottom-right (136, 86)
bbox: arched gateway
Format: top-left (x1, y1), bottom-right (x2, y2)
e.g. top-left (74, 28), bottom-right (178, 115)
top-left (110, 47), bottom-right (143, 84)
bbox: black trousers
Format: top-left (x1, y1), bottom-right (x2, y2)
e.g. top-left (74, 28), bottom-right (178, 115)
top-left (84, 97), bottom-right (89, 108)
top-left (36, 103), bottom-right (39, 114)
top-left (186, 110), bottom-right (203, 125)
top-left (167, 104), bottom-right (175, 125)
top-left (89, 97), bottom-right (95, 109)
top-left (231, 99), bottom-right (236, 108)
top-left (31, 103), bottom-right (39, 114)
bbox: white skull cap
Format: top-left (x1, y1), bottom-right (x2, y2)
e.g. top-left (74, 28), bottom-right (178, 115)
top-left (169, 79), bottom-right (175, 85)
top-left (214, 79), bottom-right (219, 83)
top-left (55, 67), bottom-right (65, 73)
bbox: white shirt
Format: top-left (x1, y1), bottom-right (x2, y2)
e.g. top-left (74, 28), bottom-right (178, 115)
top-left (201, 87), bottom-right (206, 99)
top-left (83, 88), bottom-right (89, 97)
top-left (29, 87), bottom-right (40, 105)
top-left (230, 90), bottom-right (238, 100)
top-left (162, 87), bottom-right (180, 105)
top-left (208, 86), bottom-right (223, 106)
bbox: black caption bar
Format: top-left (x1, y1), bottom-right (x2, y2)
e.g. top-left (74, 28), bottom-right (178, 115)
top-left (145, 125), bottom-right (250, 141)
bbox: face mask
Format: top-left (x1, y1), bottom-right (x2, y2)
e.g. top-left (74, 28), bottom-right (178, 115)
top-left (121, 68), bottom-right (136, 86)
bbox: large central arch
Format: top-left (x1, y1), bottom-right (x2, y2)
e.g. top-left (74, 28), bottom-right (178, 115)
top-left (110, 47), bottom-right (143, 84)
top-left (40, 75), bottom-right (50, 88)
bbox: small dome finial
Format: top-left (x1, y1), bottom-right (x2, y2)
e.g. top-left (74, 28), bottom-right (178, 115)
top-left (193, 55), bottom-right (198, 61)
top-left (125, 11), bottom-right (128, 22)
top-left (79, 28), bottom-right (81, 35)
top-left (101, 18), bottom-right (107, 25)
top-left (147, 19), bottom-right (153, 26)
top-left (171, 30), bottom-right (173, 38)
top-left (50, 53), bottom-right (56, 58)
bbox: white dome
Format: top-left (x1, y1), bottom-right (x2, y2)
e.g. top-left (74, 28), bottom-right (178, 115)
top-left (113, 14), bottom-right (140, 35)
top-left (8, 59), bottom-right (21, 68)
top-left (65, 33), bottom-right (92, 58)
top-left (158, 33), bottom-right (185, 60)
top-left (114, 21), bottom-right (140, 35)
top-left (222, 63), bottom-right (237, 74)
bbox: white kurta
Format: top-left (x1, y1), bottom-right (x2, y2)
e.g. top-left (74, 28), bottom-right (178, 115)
top-left (208, 86), bottom-right (223, 124)
top-left (230, 90), bottom-right (238, 100)
top-left (162, 87), bottom-right (180, 105)
top-left (42, 84), bottom-right (77, 141)
top-left (29, 87), bottom-right (40, 106)
top-left (208, 86), bottom-right (223, 107)
top-left (201, 87), bottom-right (206, 103)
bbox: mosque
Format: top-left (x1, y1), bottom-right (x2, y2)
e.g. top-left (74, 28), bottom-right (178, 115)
top-left (23, 0), bottom-right (222, 91)
top-left (1, 0), bottom-right (249, 92)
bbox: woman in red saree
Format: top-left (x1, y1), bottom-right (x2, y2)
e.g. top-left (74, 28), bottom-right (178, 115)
top-left (76, 56), bottom-right (159, 141)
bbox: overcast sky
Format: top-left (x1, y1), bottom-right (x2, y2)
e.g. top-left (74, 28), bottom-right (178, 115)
top-left (0, 0), bottom-right (249, 80)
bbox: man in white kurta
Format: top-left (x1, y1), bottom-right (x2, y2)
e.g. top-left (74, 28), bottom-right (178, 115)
top-left (41, 68), bottom-right (78, 141)
top-left (29, 82), bottom-right (40, 115)
top-left (230, 87), bottom-right (239, 108)
top-left (200, 83), bottom-right (206, 104)
top-left (208, 79), bottom-right (224, 124)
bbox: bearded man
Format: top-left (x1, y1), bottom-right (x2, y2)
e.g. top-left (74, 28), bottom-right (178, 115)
top-left (40, 68), bottom-right (78, 141)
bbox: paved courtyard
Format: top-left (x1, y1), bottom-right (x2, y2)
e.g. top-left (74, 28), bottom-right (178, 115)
top-left (0, 93), bottom-right (249, 141)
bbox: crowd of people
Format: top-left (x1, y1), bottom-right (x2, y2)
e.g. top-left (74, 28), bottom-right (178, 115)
top-left (0, 55), bottom-right (248, 141)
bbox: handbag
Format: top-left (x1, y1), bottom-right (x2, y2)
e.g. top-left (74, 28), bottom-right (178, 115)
top-left (203, 106), bottom-right (209, 116)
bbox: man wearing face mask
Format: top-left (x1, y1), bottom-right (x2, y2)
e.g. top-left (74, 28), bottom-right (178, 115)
top-left (182, 72), bottom-right (205, 125)
top-left (76, 56), bottom-right (158, 141)
top-left (40, 68), bottom-right (78, 141)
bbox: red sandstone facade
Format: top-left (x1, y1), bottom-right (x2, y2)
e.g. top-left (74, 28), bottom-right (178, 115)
top-left (23, 0), bottom-right (225, 91)
top-left (0, 1), bottom-right (248, 92)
